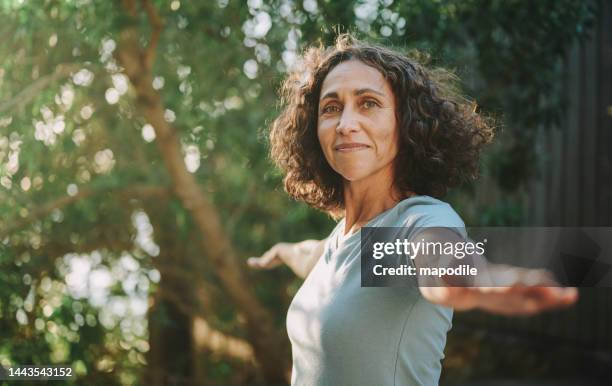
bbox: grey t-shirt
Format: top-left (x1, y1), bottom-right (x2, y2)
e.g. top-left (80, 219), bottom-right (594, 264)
top-left (286, 195), bottom-right (465, 386)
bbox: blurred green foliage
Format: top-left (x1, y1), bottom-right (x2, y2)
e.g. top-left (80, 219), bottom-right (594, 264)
top-left (0, 0), bottom-right (596, 384)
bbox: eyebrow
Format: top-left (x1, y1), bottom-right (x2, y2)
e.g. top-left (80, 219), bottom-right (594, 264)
top-left (320, 88), bottom-right (386, 101)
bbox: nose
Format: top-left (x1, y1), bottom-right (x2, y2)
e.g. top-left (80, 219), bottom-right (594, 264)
top-left (336, 107), bottom-right (360, 135)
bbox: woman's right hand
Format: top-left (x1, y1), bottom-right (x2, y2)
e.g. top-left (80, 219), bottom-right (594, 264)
top-left (247, 239), bottom-right (326, 279)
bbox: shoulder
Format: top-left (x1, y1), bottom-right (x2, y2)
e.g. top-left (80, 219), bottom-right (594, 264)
top-left (322, 217), bottom-right (345, 253)
top-left (392, 195), bottom-right (465, 229)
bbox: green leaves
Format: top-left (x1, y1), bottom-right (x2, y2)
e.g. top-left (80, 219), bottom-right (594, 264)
top-left (0, 0), bottom-right (595, 383)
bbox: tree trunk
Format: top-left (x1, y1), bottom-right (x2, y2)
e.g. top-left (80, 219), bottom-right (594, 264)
top-left (145, 281), bottom-right (193, 385)
top-left (115, 1), bottom-right (289, 382)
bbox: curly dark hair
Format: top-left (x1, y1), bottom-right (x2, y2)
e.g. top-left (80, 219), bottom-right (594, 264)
top-left (269, 34), bottom-right (493, 218)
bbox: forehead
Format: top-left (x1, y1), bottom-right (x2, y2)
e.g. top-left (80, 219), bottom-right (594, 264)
top-left (320, 60), bottom-right (392, 98)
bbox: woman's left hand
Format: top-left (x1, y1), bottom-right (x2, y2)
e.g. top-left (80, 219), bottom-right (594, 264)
top-left (419, 268), bottom-right (578, 316)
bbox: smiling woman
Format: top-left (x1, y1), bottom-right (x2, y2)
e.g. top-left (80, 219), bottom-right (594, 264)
top-left (270, 35), bottom-right (493, 221)
top-left (317, 60), bottom-right (398, 186)
top-left (256, 35), bottom-right (578, 386)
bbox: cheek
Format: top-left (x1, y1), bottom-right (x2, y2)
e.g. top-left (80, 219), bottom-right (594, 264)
top-left (317, 120), bottom-right (335, 149)
top-left (384, 115), bottom-right (399, 155)
top-left (373, 124), bottom-right (399, 155)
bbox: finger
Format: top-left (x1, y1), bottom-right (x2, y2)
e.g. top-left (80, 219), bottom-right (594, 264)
top-left (539, 287), bottom-right (579, 308)
top-left (247, 256), bottom-right (276, 269)
top-left (247, 257), bottom-right (265, 268)
top-left (519, 269), bottom-right (558, 286)
top-left (515, 287), bottom-right (579, 314)
top-left (560, 287), bottom-right (579, 304)
top-left (247, 249), bottom-right (282, 269)
top-left (476, 287), bottom-right (566, 316)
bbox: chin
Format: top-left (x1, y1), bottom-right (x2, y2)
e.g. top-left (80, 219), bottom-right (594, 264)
top-left (331, 160), bottom-right (373, 180)
top-left (335, 168), bottom-right (371, 182)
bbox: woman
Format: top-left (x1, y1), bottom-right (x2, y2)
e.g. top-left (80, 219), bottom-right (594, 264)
top-left (249, 35), bottom-right (577, 386)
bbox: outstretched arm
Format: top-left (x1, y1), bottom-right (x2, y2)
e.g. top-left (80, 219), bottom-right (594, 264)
top-left (412, 228), bottom-right (578, 316)
top-left (248, 239), bottom-right (327, 279)
top-left (420, 282), bottom-right (577, 316)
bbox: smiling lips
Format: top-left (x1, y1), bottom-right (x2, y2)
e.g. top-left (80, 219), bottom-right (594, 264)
top-left (334, 142), bottom-right (370, 152)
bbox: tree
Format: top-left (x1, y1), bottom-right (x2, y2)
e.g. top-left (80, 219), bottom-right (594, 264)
top-left (0, 0), bottom-right (594, 384)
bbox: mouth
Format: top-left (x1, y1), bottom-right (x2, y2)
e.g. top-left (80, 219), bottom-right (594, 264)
top-left (334, 143), bottom-right (370, 152)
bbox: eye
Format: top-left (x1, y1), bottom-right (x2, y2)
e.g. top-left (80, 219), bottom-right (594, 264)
top-left (321, 104), bottom-right (341, 114)
top-left (362, 99), bottom-right (379, 109)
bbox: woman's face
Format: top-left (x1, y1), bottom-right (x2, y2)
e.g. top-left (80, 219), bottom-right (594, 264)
top-left (317, 60), bottom-right (398, 185)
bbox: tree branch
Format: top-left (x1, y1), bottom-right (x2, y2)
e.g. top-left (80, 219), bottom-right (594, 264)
top-left (121, 0), bottom-right (137, 16)
top-left (140, 0), bottom-right (164, 71)
top-left (0, 185), bottom-right (170, 238)
top-left (0, 63), bottom-right (82, 114)
top-left (192, 315), bottom-right (255, 363)
top-left (156, 288), bottom-right (255, 363)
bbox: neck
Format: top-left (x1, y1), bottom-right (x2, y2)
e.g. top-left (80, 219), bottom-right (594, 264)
top-left (341, 169), bottom-right (403, 236)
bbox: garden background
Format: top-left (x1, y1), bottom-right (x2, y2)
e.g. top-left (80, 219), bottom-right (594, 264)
top-left (0, 0), bottom-right (610, 385)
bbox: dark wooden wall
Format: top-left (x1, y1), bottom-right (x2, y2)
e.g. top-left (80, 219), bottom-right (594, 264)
top-left (455, 0), bottom-right (612, 355)
top-left (528, 1), bottom-right (612, 228)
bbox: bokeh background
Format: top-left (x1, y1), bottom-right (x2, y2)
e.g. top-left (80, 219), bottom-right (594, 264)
top-left (0, 0), bottom-right (610, 385)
